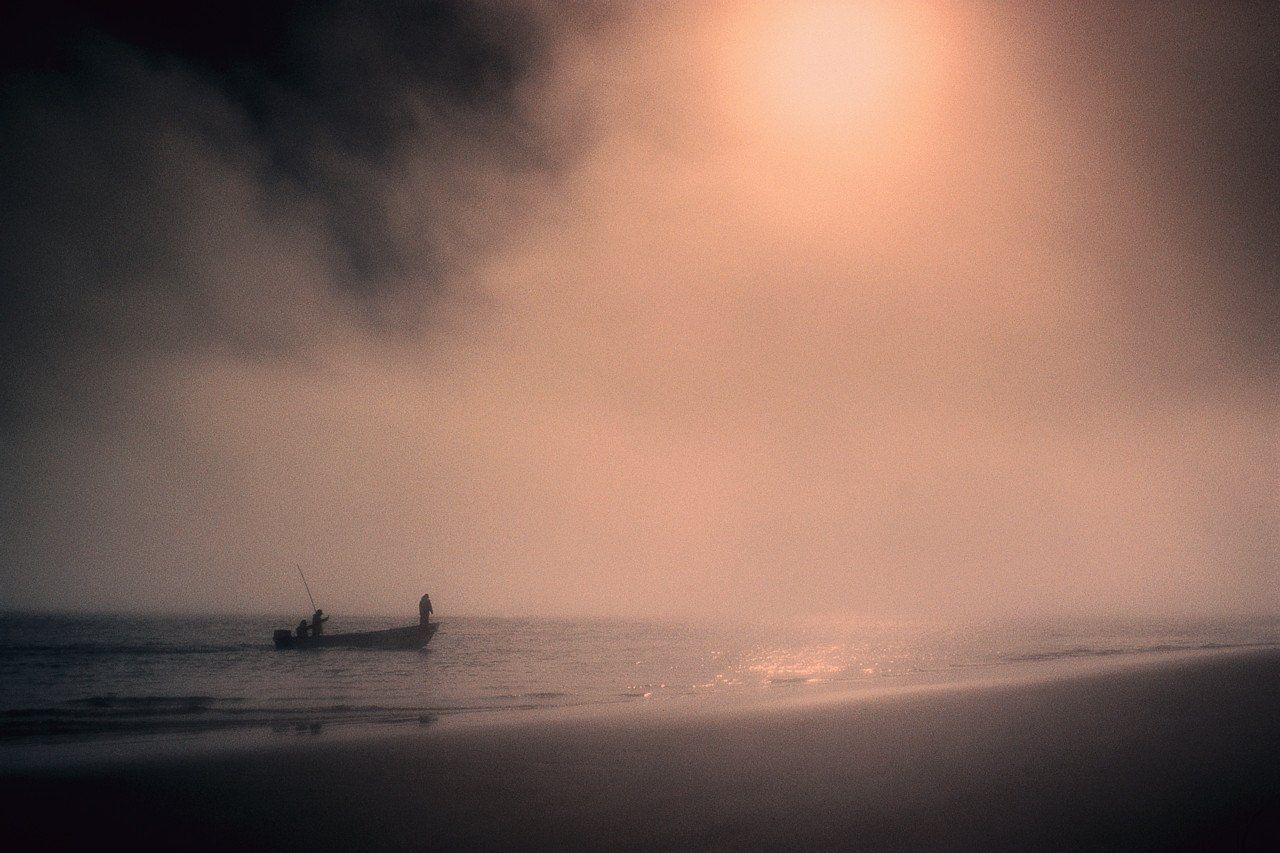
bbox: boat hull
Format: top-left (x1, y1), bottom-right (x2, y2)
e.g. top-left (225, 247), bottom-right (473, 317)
top-left (273, 622), bottom-right (438, 650)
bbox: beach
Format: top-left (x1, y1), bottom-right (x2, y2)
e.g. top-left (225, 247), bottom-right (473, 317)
top-left (4, 646), bottom-right (1279, 851)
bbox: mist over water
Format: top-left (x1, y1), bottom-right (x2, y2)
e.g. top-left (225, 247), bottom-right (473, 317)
top-left (0, 2), bottom-right (1276, 623)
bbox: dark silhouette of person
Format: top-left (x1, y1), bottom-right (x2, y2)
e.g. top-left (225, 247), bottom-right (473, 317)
top-left (311, 609), bottom-right (329, 635)
top-left (296, 619), bottom-right (309, 638)
top-left (419, 594), bottom-right (433, 626)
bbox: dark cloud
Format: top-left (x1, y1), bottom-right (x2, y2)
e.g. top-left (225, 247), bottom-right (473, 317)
top-left (0, 0), bottom-right (574, 432)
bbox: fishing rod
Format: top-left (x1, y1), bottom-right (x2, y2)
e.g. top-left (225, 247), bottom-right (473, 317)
top-left (296, 563), bottom-right (318, 612)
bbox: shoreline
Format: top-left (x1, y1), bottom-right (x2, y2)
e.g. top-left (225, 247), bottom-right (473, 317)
top-left (5, 646), bottom-right (1280, 849)
top-left (3, 643), bottom-right (1272, 772)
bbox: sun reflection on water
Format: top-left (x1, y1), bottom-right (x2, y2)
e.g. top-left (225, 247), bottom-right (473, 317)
top-left (704, 631), bottom-right (927, 692)
top-left (745, 644), bottom-right (847, 683)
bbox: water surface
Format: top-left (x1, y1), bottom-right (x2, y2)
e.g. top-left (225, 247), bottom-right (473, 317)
top-left (2, 612), bottom-right (1275, 764)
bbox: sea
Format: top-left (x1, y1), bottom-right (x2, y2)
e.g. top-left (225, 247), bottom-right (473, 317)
top-left (2, 612), bottom-right (1277, 768)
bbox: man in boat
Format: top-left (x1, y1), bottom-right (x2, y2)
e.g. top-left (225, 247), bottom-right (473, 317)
top-left (296, 619), bottom-right (309, 638)
top-left (311, 609), bottom-right (329, 635)
top-left (419, 593), bottom-right (433, 626)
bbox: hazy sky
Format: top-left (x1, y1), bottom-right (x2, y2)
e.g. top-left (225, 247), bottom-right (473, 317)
top-left (1, 1), bottom-right (1276, 620)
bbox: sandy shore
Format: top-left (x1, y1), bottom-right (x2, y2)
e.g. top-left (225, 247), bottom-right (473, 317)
top-left (4, 648), bottom-right (1280, 851)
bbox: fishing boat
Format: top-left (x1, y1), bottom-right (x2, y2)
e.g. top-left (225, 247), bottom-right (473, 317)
top-left (272, 621), bottom-right (438, 650)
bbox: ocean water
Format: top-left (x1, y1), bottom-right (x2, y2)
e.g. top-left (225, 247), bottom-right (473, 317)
top-left (1, 612), bottom-right (1276, 763)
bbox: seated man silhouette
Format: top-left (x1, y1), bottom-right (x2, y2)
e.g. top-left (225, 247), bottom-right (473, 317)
top-left (296, 619), bottom-right (309, 638)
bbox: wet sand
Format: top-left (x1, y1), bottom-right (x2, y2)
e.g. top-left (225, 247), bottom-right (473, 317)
top-left (4, 648), bottom-right (1280, 851)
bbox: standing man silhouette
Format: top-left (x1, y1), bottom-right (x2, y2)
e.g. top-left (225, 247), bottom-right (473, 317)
top-left (419, 593), bottom-right (433, 626)
top-left (311, 609), bottom-right (329, 635)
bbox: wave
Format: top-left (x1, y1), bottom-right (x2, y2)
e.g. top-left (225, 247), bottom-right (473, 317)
top-left (64, 695), bottom-right (239, 709)
top-left (0, 697), bottom-right (509, 742)
top-left (1002, 640), bottom-right (1277, 664)
top-left (0, 687), bottom-right (637, 743)
top-left (0, 642), bottom-right (261, 656)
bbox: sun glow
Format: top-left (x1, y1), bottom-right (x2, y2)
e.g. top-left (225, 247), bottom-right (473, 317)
top-left (765, 3), bottom-right (902, 128)
top-left (719, 1), bottom-right (950, 145)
